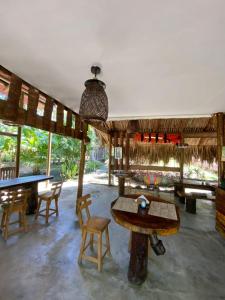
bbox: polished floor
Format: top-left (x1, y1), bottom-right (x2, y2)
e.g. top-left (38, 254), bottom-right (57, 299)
top-left (0, 182), bottom-right (225, 300)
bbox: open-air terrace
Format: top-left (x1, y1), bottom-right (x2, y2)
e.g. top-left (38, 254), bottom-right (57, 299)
top-left (1, 1), bottom-right (225, 299)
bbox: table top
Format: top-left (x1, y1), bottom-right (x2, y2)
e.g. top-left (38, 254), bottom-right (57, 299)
top-left (175, 180), bottom-right (216, 191)
top-left (111, 194), bottom-right (180, 236)
top-left (0, 175), bottom-right (54, 190)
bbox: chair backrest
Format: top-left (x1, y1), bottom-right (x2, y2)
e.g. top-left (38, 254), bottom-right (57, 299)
top-left (0, 189), bottom-right (31, 210)
top-left (0, 167), bottom-right (16, 180)
top-left (77, 194), bottom-right (92, 228)
top-left (51, 181), bottom-right (63, 197)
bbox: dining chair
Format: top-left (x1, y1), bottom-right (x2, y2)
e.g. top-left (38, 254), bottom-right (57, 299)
top-left (0, 188), bottom-right (31, 240)
top-left (0, 167), bottom-right (16, 180)
top-left (77, 194), bottom-right (111, 272)
top-left (35, 181), bottom-right (63, 224)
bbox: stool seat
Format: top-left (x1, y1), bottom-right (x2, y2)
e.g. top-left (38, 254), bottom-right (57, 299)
top-left (85, 216), bottom-right (110, 233)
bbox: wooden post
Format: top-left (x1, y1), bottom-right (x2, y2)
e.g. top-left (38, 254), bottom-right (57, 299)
top-left (119, 131), bottom-right (124, 170)
top-left (125, 132), bottom-right (130, 171)
top-left (46, 132), bottom-right (52, 187)
top-left (15, 126), bottom-right (22, 177)
top-left (217, 112), bottom-right (225, 184)
top-left (76, 122), bottom-right (88, 214)
top-left (108, 134), bottom-right (112, 185)
top-left (180, 134), bottom-right (184, 183)
top-left (114, 131), bottom-right (118, 170)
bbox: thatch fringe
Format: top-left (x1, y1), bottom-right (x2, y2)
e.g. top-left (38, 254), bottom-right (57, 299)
top-left (94, 116), bottom-right (219, 165)
top-left (129, 143), bottom-right (217, 165)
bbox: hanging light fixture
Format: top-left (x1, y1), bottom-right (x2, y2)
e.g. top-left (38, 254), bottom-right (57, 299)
top-left (79, 66), bottom-right (108, 122)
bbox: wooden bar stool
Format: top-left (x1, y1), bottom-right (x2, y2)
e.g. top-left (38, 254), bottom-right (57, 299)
top-left (0, 189), bottom-right (31, 240)
top-left (35, 181), bottom-right (63, 224)
top-left (77, 194), bottom-right (111, 272)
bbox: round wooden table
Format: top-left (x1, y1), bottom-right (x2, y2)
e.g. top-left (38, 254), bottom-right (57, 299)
top-left (111, 194), bottom-right (180, 285)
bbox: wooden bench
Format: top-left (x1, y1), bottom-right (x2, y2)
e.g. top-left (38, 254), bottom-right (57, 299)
top-left (185, 192), bottom-right (214, 214)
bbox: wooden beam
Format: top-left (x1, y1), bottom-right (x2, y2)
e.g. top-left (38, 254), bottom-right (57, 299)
top-left (15, 126), bottom-right (22, 177)
top-left (4, 74), bottom-right (22, 121)
top-left (0, 65), bottom-right (84, 141)
top-left (129, 165), bottom-right (180, 172)
top-left (108, 135), bottom-right (112, 185)
top-left (0, 131), bottom-right (17, 137)
top-left (76, 123), bottom-right (88, 214)
top-left (26, 87), bottom-right (39, 126)
top-left (217, 113), bottom-right (225, 183)
top-left (183, 132), bottom-right (217, 138)
top-left (43, 97), bottom-right (54, 131)
top-left (56, 103), bottom-right (64, 134)
top-left (129, 131), bottom-right (217, 139)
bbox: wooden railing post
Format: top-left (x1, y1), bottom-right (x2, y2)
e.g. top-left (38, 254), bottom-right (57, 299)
top-left (15, 126), bottom-right (22, 177)
top-left (76, 122), bottom-right (88, 214)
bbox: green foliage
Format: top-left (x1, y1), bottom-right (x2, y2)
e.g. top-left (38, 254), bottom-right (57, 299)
top-left (61, 161), bottom-right (78, 180)
top-left (0, 123), bottom-right (105, 179)
top-left (0, 124), bottom-right (17, 162)
top-left (85, 160), bottom-right (103, 173)
top-left (20, 127), bottom-right (48, 174)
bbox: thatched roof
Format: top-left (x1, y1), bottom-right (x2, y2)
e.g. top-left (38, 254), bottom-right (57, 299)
top-left (95, 116), bottom-right (219, 165)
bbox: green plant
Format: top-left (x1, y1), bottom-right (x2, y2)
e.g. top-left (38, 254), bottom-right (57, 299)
top-left (61, 161), bottom-right (78, 180)
top-left (85, 160), bottom-right (103, 173)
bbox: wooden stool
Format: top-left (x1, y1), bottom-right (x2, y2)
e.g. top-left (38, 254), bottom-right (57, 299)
top-left (35, 181), bottom-right (62, 224)
top-left (0, 189), bottom-right (31, 240)
top-left (77, 194), bottom-right (111, 272)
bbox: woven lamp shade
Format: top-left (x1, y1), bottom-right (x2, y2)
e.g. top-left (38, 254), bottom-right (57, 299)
top-left (79, 77), bottom-right (108, 122)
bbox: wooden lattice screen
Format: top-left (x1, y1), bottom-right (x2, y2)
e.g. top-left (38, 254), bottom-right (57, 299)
top-left (0, 65), bottom-right (84, 140)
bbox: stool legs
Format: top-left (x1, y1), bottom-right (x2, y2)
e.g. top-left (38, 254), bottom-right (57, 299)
top-left (78, 226), bottom-right (111, 272)
top-left (35, 199), bottom-right (42, 220)
top-left (35, 198), bottom-right (59, 224)
top-left (97, 233), bottom-right (102, 272)
top-left (78, 229), bottom-right (87, 264)
top-left (105, 226), bottom-right (111, 256)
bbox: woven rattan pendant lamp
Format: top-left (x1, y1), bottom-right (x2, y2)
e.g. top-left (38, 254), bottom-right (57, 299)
top-left (79, 66), bottom-right (108, 122)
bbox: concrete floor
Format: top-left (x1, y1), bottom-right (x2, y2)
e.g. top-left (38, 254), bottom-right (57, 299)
top-left (0, 182), bottom-right (225, 300)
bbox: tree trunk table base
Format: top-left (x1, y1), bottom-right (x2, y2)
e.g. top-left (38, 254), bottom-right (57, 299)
top-left (128, 231), bottom-right (148, 285)
top-left (118, 177), bottom-right (125, 196)
top-left (186, 197), bottom-right (196, 214)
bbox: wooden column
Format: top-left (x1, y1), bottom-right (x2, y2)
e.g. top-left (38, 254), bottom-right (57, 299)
top-left (108, 134), bottom-right (112, 185)
top-left (46, 132), bottom-right (52, 185)
top-left (217, 112), bottom-right (225, 184)
top-left (125, 132), bottom-right (130, 171)
top-left (119, 131), bottom-right (124, 170)
top-left (15, 126), bottom-right (22, 177)
top-left (180, 134), bottom-right (184, 183)
top-left (76, 122), bottom-right (88, 214)
top-left (114, 131), bottom-right (118, 170)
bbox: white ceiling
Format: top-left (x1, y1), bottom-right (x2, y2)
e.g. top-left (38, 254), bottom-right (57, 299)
top-left (1, 0), bottom-right (225, 119)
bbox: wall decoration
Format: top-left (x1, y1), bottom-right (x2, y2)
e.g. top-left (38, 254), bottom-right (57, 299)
top-left (114, 147), bottom-right (123, 160)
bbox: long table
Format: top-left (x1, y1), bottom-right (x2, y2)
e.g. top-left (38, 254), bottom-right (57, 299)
top-left (0, 175), bottom-right (53, 214)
